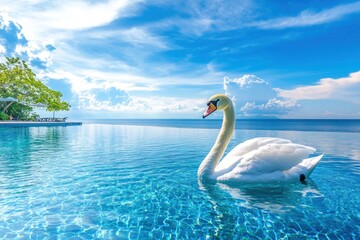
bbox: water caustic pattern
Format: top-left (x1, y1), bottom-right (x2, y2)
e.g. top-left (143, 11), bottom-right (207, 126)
top-left (0, 124), bottom-right (359, 239)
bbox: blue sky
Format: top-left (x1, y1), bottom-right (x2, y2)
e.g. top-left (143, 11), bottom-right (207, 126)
top-left (0, 0), bottom-right (360, 119)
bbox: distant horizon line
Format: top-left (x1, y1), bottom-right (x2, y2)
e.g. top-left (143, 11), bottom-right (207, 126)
top-left (80, 118), bottom-right (360, 121)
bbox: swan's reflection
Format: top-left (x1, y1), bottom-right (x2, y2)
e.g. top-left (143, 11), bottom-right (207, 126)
top-left (196, 180), bottom-right (324, 238)
top-left (199, 179), bottom-right (323, 213)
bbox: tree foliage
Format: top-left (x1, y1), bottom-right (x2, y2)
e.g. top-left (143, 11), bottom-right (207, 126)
top-left (0, 57), bottom-right (70, 113)
top-left (6, 102), bottom-right (40, 121)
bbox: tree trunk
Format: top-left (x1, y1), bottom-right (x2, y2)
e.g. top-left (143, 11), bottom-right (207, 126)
top-left (3, 101), bottom-right (14, 113)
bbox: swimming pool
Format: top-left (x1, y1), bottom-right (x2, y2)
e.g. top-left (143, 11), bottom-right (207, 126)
top-left (0, 123), bottom-right (359, 239)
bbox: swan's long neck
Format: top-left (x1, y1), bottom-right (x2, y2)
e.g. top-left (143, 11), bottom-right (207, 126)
top-left (198, 102), bottom-right (235, 180)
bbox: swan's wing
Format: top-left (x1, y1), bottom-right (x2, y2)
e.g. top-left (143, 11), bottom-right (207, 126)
top-left (216, 138), bottom-right (294, 172)
top-left (214, 137), bottom-right (317, 180)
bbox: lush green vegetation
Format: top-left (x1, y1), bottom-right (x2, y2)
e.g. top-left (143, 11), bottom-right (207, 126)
top-left (0, 57), bottom-right (70, 120)
top-left (0, 102), bottom-right (40, 121)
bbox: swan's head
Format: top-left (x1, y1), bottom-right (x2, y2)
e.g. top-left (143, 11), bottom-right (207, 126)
top-left (203, 94), bottom-right (231, 118)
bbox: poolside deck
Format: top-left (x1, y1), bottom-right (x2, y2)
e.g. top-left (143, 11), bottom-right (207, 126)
top-left (0, 121), bottom-right (82, 127)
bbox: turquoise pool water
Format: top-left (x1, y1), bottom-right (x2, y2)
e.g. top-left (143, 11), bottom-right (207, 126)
top-left (0, 123), bottom-right (359, 239)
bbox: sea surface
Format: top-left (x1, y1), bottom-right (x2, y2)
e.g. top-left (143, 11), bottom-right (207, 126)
top-left (84, 119), bottom-right (360, 132)
top-left (0, 119), bottom-right (360, 239)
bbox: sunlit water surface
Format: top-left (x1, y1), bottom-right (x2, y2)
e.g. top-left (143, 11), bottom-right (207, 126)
top-left (0, 123), bottom-right (359, 239)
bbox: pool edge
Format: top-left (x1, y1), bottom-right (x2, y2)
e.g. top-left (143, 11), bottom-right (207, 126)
top-left (0, 121), bottom-right (82, 127)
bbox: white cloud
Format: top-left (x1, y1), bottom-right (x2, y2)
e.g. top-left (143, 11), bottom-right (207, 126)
top-left (81, 26), bottom-right (171, 51)
top-left (0, 12), bottom-right (11, 28)
top-left (1, 0), bottom-right (143, 41)
top-left (186, 0), bottom-right (255, 33)
top-left (5, 6), bottom-right (222, 89)
top-left (0, 15), bottom-right (26, 52)
top-left (84, 96), bottom-right (204, 113)
top-left (40, 69), bottom-right (208, 115)
top-left (224, 75), bottom-right (298, 117)
top-left (0, 15), bottom-right (55, 69)
top-left (41, 69), bottom-right (155, 94)
top-left (146, 1), bottom-right (360, 36)
top-left (224, 74), bottom-right (267, 89)
top-left (224, 75), bottom-right (275, 106)
top-left (250, 1), bottom-right (360, 29)
top-left (118, 27), bottom-right (170, 50)
top-left (145, 0), bottom-right (255, 37)
top-left (240, 98), bottom-right (299, 116)
top-left (73, 88), bottom-right (204, 114)
top-left (278, 71), bottom-right (360, 103)
top-left (0, 44), bottom-right (5, 53)
top-left (15, 41), bottom-right (54, 69)
top-left (76, 87), bottom-right (130, 111)
top-left (1, 0), bottom-right (232, 92)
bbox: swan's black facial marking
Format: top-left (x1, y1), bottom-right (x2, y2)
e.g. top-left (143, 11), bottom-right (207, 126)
top-left (207, 99), bottom-right (220, 108)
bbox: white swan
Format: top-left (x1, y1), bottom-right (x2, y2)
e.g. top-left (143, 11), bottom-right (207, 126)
top-left (198, 94), bottom-right (323, 183)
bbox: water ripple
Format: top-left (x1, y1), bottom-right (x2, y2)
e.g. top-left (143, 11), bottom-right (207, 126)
top-left (0, 125), bottom-right (359, 239)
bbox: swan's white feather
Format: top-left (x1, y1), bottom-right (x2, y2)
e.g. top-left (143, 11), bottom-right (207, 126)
top-left (213, 137), bottom-right (321, 182)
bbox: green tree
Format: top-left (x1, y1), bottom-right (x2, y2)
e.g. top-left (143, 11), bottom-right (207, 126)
top-left (0, 57), bottom-right (70, 116)
top-left (6, 102), bottom-right (35, 120)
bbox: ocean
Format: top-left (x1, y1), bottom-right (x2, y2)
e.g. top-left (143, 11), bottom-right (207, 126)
top-left (84, 118), bottom-right (360, 132)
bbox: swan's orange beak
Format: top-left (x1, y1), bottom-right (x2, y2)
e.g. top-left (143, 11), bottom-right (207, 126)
top-left (202, 102), bottom-right (217, 118)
